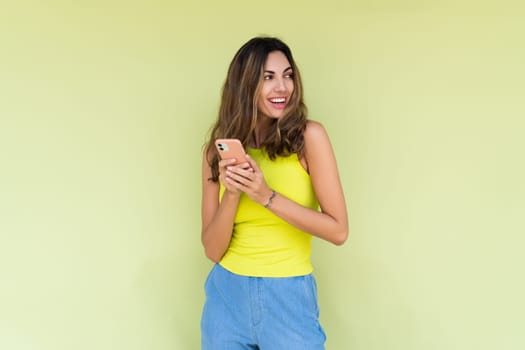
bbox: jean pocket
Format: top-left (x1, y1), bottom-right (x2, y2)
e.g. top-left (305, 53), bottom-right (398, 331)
top-left (303, 274), bottom-right (320, 317)
top-left (204, 264), bottom-right (218, 294)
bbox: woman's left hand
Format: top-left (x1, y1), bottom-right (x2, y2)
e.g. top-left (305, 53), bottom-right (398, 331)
top-left (224, 155), bottom-right (274, 206)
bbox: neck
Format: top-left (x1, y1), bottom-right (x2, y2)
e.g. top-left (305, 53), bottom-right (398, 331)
top-left (252, 117), bottom-right (272, 148)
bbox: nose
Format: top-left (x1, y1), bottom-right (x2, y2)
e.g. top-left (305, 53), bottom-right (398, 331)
top-left (274, 77), bottom-right (286, 92)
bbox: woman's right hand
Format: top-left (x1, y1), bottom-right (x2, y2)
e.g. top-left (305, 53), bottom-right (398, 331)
top-left (218, 159), bottom-right (253, 194)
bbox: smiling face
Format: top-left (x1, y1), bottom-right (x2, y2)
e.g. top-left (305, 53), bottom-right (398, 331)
top-left (257, 51), bottom-right (295, 121)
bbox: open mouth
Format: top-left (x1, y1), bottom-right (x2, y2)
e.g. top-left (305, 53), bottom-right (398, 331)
top-left (268, 97), bottom-right (287, 105)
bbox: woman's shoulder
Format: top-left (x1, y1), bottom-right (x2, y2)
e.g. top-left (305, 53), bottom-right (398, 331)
top-left (304, 120), bottom-right (329, 143)
top-left (202, 141), bottom-right (215, 158)
top-left (303, 120), bottom-right (334, 161)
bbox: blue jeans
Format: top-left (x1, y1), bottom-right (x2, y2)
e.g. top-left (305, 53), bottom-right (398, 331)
top-left (201, 264), bottom-right (326, 349)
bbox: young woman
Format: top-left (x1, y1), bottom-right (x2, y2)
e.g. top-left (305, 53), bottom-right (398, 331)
top-left (201, 37), bottom-right (348, 349)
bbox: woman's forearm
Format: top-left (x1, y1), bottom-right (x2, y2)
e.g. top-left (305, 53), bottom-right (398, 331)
top-left (266, 192), bottom-right (348, 245)
top-left (201, 191), bottom-right (240, 262)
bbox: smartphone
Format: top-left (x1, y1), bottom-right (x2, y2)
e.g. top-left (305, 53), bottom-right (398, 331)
top-left (215, 139), bottom-right (248, 164)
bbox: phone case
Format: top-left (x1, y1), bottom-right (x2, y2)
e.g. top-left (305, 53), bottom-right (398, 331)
top-left (215, 139), bottom-right (247, 164)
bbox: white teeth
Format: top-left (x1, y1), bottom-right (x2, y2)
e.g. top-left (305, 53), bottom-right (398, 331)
top-left (270, 98), bottom-right (286, 103)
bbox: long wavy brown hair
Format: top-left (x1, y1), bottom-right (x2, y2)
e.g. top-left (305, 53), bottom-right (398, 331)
top-left (206, 37), bottom-right (308, 182)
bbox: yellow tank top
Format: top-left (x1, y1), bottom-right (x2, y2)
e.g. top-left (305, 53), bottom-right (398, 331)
top-left (219, 148), bottom-right (319, 277)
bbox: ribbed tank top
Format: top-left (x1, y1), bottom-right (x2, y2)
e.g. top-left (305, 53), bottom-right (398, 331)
top-left (219, 148), bottom-right (319, 277)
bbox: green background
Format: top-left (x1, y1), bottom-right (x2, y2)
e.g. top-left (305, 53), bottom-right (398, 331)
top-left (1, 1), bottom-right (524, 349)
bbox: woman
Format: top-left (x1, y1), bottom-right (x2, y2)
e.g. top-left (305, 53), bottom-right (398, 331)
top-left (201, 37), bottom-right (348, 349)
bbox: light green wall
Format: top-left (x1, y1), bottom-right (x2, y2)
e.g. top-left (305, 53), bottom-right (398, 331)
top-left (1, 1), bottom-right (524, 349)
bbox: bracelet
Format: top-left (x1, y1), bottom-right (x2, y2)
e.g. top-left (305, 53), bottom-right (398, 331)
top-left (263, 190), bottom-right (276, 209)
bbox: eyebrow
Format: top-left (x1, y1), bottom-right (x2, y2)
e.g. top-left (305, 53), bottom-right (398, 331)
top-left (264, 66), bottom-right (293, 74)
